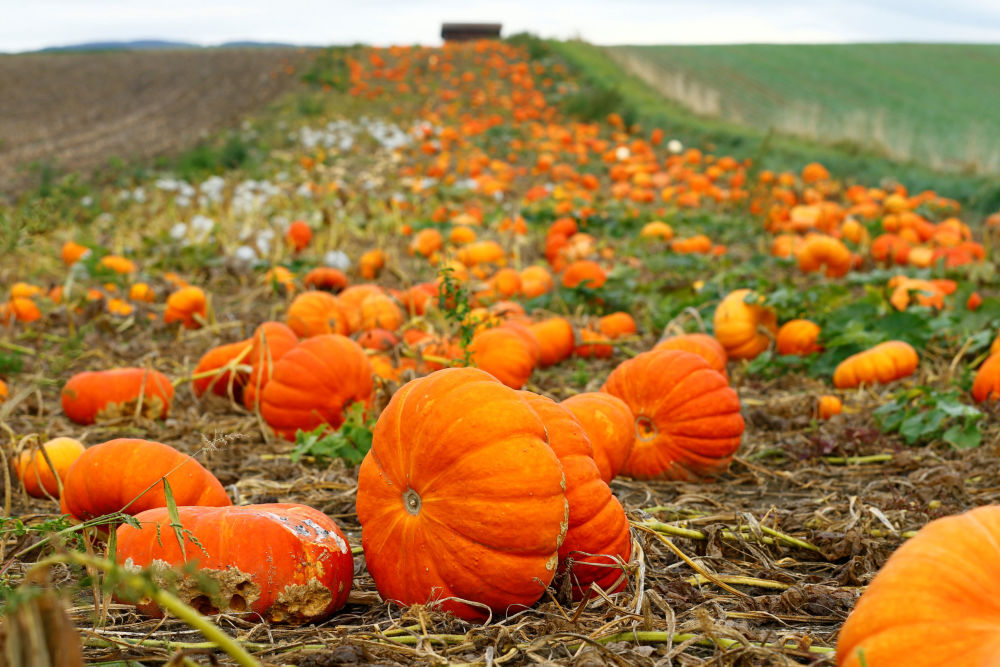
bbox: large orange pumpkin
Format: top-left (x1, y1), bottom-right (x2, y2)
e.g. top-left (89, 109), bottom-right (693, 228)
top-left (242, 322), bottom-right (299, 410)
top-left (259, 334), bottom-right (374, 440)
top-left (654, 333), bottom-right (728, 380)
top-left (286, 291), bottom-right (348, 338)
top-left (602, 349), bottom-right (745, 480)
top-left (61, 368), bottom-right (174, 425)
top-left (562, 392), bottom-right (635, 483)
top-left (832, 341), bottom-right (919, 389)
top-left (522, 393), bottom-right (631, 598)
top-left (356, 368), bottom-right (567, 622)
top-left (469, 327), bottom-right (535, 389)
top-left (836, 505), bottom-right (1000, 667)
top-left (116, 503), bottom-right (352, 624)
top-left (60, 438), bottom-right (230, 522)
top-left (713, 289), bottom-right (778, 360)
top-left (16, 437), bottom-right (85, 498)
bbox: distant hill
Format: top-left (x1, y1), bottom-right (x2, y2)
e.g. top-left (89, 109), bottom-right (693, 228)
top-left (34, 39), bottom-right (299, 53)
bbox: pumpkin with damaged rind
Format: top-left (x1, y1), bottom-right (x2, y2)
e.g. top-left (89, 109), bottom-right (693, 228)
top-left (521, 393), bottom-right (631, 598)
top-left (561, 392), bottom-right (635, 483)
top-left (832, 341), bottom-right (918, 389)
top-left (61, 368), bottom-right (174, 425)
top-left (836, 505), bottom-right (1000, 667)
top-left (115, 503), bottom-right (352, 624)
top-left (972, 353), bottom-right (1000, 402)
top-left (259, 334), bottom-right (374, 441)
top-left (713, 289), bottom-right (778, 360)
top-left (654, 333), bottom-right (728, 380)
top-left (59, 439), bottom-right (230, 521)
top-left (602, 349), bottom-right (745, 481)
top-left (356, 368), bottom-right (568, 622)
top-left (242, 322), bottom-right (299, 410)
top-left (16, 437), bottom-right (85, 498)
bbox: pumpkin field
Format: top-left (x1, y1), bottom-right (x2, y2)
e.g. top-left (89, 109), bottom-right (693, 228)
top-left (1, 38), bottom-right (1000, 666)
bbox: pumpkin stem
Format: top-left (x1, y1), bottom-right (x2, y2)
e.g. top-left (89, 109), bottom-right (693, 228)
top-left (402, 488), bottom-right (422, 516)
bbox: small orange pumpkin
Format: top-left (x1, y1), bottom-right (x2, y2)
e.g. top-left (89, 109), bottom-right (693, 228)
top-left (713, 289), bottom-right (778, 360)
top-left (529, 317), bottom-right (575, 367)
top-left (833, 341), bottom-right (919, 389)
top-left (972, 353), bottom-right (1000, 402)
top-left (470, 328), bottom-right (535, 389)
top-left (561, 260), bottom-right (606, 289)
top-left (286, 291), bottom-right (348, 338)
top-left (163, 286), bottom-right (207, 329)
top-left (776, 319), bottom-right (822, 356)
top-left (817, 395), bottom-right (843, 419)
top-left (16, 437), bottom-right (85, 498)
top-left (303, 267), bottom-right (349, 292)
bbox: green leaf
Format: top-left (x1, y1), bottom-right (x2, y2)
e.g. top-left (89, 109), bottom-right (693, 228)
top-left (162, 478), bottom-right (186, 560)
top-left (943, 420), bottom-right (982, 449)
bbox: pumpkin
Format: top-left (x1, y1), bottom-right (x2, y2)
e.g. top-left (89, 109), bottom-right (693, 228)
top-left (602, 349), bottom-right (745, 481)
top-left (529, 317), bottom-right (575, 367)
top-left (358, 293), bottom-right (404, 332)
top-left (0, 378), bottom-right (7, 402)
top-left (574, 329), bottom-right (613, 359)
top-left (60, 438), bottom-right (230, 522)
top-left (776, 319), bottom-right (822, 356)
top-left (359, 249), bottom-right (386, 280)
top-left (833, 341), bottom-right (919, 389)
top-left (561, 260), bottom-right (606, 289)
top-left (286, 291), bottom-right (348, 338)
top-left (285, 220), bottom-right (312, 251)
top-left (408, 228), bottom-right (444, 257)
top-left (457, 240), bottom-right (505, 267)
top-left (303, 267), bottom-right (349, 292)
top-left (520, 265), bottom-right (554, 298)
top-left (116, 503), bottom-right (352, 623)
top-left (599, 312), bottom-right (637, 339)
top-left (836, 505), bottom-right (1000, 667)
top-left (500, 320), bottom-right (542, 365)
top-left (356, 328), bottom-right (399, 351)
top-left (163, 286), bottom-right (207, 329)
top-left (713, 289), bottom-right (778, 360)
top-left (640, 221), bottom-right (673, 240)
top-left (487, 268), bottom-right (522, 301)
top-left (521, 393), bottom-right (631, 598)
top-left (338, 284), bottom-right (384, 332)
top-left (356, 368), bottom-right (567, 621)
top-left (818, 395), bottom-right (843, 420)
top-left (61, 241), bottom-right (90, 265)
top-left (61, 368), bottom-right (174, 425)
top-left (192, 340), bottom-right (251, 399)
top-left (242, 322), bottom-right (299, 410)
top-left (654, 333), bottom-right (728, 380)
top-left (469, 327), bottom-right (535, 389)
top-left (795, 234), bottom-right (852, 277)
top-left (259, 334), bottom-right (374, 441)
top-left (16, 437), bottom-right (85, 498)
top-left (972, 353), bottom-right (1000, 402)
top-left (561, 392), bottom-right (635, 483)
top-left (129, 282), bottom-right (155, 302)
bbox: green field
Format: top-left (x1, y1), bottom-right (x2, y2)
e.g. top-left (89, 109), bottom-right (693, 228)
top-left (608, 43), bottom-right (1000, 174)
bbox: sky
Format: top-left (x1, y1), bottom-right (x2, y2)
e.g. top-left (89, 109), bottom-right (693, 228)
top-left (2, 0), bottom-right (1000, 52)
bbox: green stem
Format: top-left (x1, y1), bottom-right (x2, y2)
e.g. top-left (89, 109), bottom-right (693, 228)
top-left (583, 631), bottom-right (834, 655)
top-left (820, 454), bottom-right (894, 465)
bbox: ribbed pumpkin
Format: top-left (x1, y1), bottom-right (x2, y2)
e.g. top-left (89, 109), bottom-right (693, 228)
top-left (776, 319), bottom-right (822, 356)
top-left (259, 334), bottom-right (374, 441)
top-left (469, 327), bottom-right (535, 389)
top-left (286, 291), bottom-right (348, 338)
top-left (522, 393), bottom-right (631, 598)
top-left (562, 392), bottom-right (635, 483)
top-left (358, 293), bottom-right (404, 332)
top-left (116, 503), bottom-right (352, 624)
top-left (833, 341), bottom-right (919, 389)
top-left (61, 368), bottom-right (174, 425)
top-left (16, 437), bottom-right (85, 498)
top-left (972, 353), bottom-right (1000, 402)
top-left (602, 349), bottom-right (745, 481)
top-left (654, 333), bottom-right (728, 380)
top-left (357, 368), bottom-right (567, 621)
top-left (163, 286), bottom-right (207, 329)
top-left (795, 234), bottom-right (852, 278)
top-left (338, 284), bottom-right (384, 332)
top-left (242, 322), bottom-right (299, 410)
top-left (192, 339), bottom-right (251, 399)
top-left (713, 289), bottom-right (778, 360)
top-left (60, 439), bottom-right (230, 522)
top-left (837, 506), bottom-right (1000, 667)
top-left (303, 267), bottom-right (349, 292)
top-left (500, 320), bottom-right (543, 365)
top-left (529, 317), bottom-right (575, 367)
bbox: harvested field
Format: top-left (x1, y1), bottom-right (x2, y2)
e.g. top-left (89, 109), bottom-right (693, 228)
top-left (0, 48), bottom-right (309, 197)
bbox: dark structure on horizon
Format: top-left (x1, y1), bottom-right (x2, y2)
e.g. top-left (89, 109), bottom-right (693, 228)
top-left (441, 23), bottom-right (502, 42)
